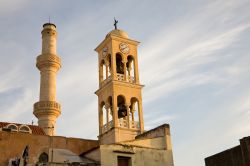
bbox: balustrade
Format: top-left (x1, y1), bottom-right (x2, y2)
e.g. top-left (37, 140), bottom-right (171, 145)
top-left (128, 76), bottom-right (135, 83)
top-left (101, 75), bottom-right (111, 86)
top-left (116, 74), bottom-right (135, 83)
top-left (117, 73), bottom-right (125, 81)
top-left (101, 119), bottom-right (140, 133)
top-left (101, 120), bottom-right (114, 133)
top-left (100, 74), bottom-right (135, 86)
top-left (130, 121), bottom-right (140, 129)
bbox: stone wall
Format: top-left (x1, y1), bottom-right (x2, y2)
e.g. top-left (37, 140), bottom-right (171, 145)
top-left (0, 131), bottom-right (98, 165)
top-left (205, 146), bottom-right (243, 166)
top-left (135, 124), bottom-right (172, 150)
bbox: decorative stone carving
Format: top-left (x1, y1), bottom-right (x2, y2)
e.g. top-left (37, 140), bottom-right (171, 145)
top-left (33, 101), bottom-right (61, 117)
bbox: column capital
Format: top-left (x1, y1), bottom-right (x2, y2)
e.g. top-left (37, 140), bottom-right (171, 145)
top-left (105, 60), bottom-right (110, 66)
top-left (122, 60), bottom-right (128, 64)
top-left (105, 103), bottom-right (110, 110)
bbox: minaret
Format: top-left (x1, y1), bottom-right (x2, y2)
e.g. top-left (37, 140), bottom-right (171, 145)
top-left (33, 23), bottom-right (61, 136)
top-left (95, 24), bottom-right (144, 144)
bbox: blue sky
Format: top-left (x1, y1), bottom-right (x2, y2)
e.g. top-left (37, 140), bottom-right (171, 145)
top-left (0, 0), bottom-right (250, 166)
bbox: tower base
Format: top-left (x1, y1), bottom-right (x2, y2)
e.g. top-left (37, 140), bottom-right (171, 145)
top-left (99, 127), bottom-right (140, 144)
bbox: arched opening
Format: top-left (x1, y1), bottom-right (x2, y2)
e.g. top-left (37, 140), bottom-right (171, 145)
top-left (117, 95), bottom-right (129, 128)
top-left (7, 124), bottom-right (18, 132)
top-left (38, 152), bottom-right (48, 164)
top-left (100, 60), bottom-right (107, 81)
top-left (107, 54), bottom-right (112, 77)
top-left (127, 56), bottom-right (135, 83)
top-left (19, 125), bottom-right (31, 133)
top-left (107, 96), bottom-right (113, 123)
top-left (117, 95), bottom-right (127, 119)
top-left (116, 53), bottom-right (124, 74)
top-left (100, 102), bottom-right (106, 133)
top-left (130, 98), bottom-right (140, 129)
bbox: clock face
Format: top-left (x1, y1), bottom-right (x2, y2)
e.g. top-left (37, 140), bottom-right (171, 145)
top-left (102, 47), bottom-right (108, 57)
top-left (119, 43), bottom-right (130, 54)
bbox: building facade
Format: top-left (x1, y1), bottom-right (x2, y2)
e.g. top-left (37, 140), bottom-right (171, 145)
top-left (0, 23), bottom-right (174, 166)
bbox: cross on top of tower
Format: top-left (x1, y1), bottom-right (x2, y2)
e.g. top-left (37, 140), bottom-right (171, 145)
top-left (114, 18), bottom-right (118, 30)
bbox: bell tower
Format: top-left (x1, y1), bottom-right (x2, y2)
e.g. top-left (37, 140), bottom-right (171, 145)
top-left (95, 26), bottom-right (144, 144)
top-left (33, 23), bottom-right (61, 136)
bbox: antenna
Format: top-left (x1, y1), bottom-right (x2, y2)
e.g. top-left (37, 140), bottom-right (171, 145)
top-left (49, 16), bottom-right (50, 23)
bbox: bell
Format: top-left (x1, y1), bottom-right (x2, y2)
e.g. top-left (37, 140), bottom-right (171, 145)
top-left (118, 105), bottom-right (127, 118)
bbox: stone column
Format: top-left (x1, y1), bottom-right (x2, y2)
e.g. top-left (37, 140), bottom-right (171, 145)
top-left (127, 63), bottom-right (132, 77)
top-left (134, 56), bottom-right (140, 84)
top-left (131, 103), bottom-right (135, 121)
top-left (105, 61), bottom-right (109, 79)
top-left (123, 60), bottom-right (127, 81)
top-left (105, 104), bottom-right (110, 128)
top-left (112, 95), bottom-right (118, 127)
top-left (99, 62), bottom-right (103, 84)
top-left (125, 104), bottom-right (130, 128)
top-left (99, 103), bottom-right (103, 135)
top-left (33, 23), bottom-right (61, 136)
top-left (138, 101), bottom-right (144, 132)
top-left (111, 48), bottom-right (117, 80)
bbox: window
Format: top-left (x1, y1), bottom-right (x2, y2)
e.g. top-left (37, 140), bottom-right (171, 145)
top-left (19, 125), bottom-right (31, 133)
top-left (6, 124), bottom-right (18, 132)
top-left (117, 156), bottom-right (131, 166)
top-left (39, 152), bottom-right (48, 164)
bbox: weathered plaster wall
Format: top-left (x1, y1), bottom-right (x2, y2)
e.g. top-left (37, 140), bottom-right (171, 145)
top-left (99, 144), bottom-right (174, 166)
top-left (135, 124), bottom-right (172, 150)
top-left (0, 131), bottom-right (98, 165)
top-left (121, 137), bottom-right (165, 149)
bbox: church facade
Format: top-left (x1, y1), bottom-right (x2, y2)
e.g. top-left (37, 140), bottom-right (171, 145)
top-left (0, 23), bottom-right (174, 166)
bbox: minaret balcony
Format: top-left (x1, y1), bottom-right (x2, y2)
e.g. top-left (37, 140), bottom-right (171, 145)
top-left (33, 101), bottom-right (61, 117)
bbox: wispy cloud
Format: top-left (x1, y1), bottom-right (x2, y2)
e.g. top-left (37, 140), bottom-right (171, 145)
top-left (141, 17), bottom-right (250, 103)
top-left (0, 1), bottom-right (250, 166)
